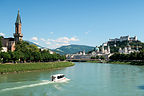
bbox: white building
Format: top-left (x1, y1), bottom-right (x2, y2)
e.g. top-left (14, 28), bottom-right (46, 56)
top-left (88, 44), bottom-right (112, 60)
top-left (39, 47), bottom-right (54, 54)
top-left (49, 50), bottom-right (54, 54)
top-left (119, 44), bottom-right (139, 54)
top-left (101, 43), bottom-right (110, 54)
top-left (1, 47), bottom-right (8, 52)
top-left (109, 35), bottom-right (137, 43)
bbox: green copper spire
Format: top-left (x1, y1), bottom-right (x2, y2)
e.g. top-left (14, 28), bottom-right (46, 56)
top-left (15, 9), bottom-right (21, 24)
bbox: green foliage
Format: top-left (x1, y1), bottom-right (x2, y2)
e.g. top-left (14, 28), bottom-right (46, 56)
top-left (100, 56), bottom-right (105, 60)
top-left (129, 41), bottom-right (144, 50)
top-left (1, 52), bottom-right (11, 63)
top-left (107, 61), bottom-right (131, 64)
top-left (9, 51), bottom-right (20, 63)
top-left (96, 56), bottom-right (99, 59)
top-left (32, 52), bottom-right (42, 62)
top-left (108, 41), bottom-right (144, 53)
top-left (91, 56), bottom-right (99, 59)
top-left (91, 57), bottom-right (96, 59)
top-left (131, 61), bottom-right (144, 65)
top-left (0, 41), bottom-right (66, 63)
top-left (110, 50), bottom-right (144, 61)
top-left (91, 56), bottom-right (105, 60)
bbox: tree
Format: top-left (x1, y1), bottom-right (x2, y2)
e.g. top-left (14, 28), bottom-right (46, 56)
top-left (100, 56), bottom-right (105, 60)
top-left (32, 52), bottom-right (41, 62)
top-left (109, 53), bottom-right (121, 60)
top-left (15, 41), bottom-right (29, 52)
top-left (27, 44), bottom-right (39, 53)
top-left (1, 52), bottom-right (11, 63)
top-left (91, 57), bottom-right (96, 59)
top-left (59, 55), bottom-right (66, 61)
top-left (96, 56), bottom-right (99, 59)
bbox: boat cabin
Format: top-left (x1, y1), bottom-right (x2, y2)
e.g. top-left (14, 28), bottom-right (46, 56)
top-left (51, 74), bottom-right (65, 81)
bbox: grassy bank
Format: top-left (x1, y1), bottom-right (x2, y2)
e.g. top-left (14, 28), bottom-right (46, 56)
top-left (0, 62), bottom-right (74, 74)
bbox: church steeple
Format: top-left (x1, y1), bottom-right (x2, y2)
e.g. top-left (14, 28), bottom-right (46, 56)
top-left (14, 9), bottom-right (23, 42)
top-left (16, 9), bottom-right (21, 24)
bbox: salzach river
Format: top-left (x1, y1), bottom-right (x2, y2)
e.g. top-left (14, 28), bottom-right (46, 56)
top-left (0, 62), bottom-right (144, 96)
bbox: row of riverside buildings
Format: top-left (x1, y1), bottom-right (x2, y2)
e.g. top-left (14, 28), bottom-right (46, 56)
top-left (66, 35), bottom-right (139, 60)
top-left (66, 44), bottom-right (112, 60)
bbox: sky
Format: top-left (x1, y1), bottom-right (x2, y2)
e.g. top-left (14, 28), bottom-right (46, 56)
top-left (0, 0), bottom-right (144, 49)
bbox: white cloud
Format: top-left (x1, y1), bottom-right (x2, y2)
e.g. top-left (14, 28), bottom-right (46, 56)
top-left (33, 36), bottom-right (79, 49)
top-left (47, 39), bottom-right (56, 42)
top-left (0, 33), bottom-right (5, 36)
top-left (56, 43), bottom-right (70, 46)
top-left (56, 37), bottom-right (79, 43)
top-left (50, 32), bottom-right (54, 34)
top-left (70, 37), bottom-right (79, 41)
top-left (85, 32), bottom-right (88, 34)
top-left (85, 30), bottom-right (91, 35)
top-left (31, 37), bottom-right (38, 41)
top-left (45, 41), bottom-right (51, 45)
top-left (46, 37), bottom-right (79, 48)
top-left (40, 38), bottom-right (46, 42)
top-left (56, 37), bottom-right (69, 43)
top-left (48, 43), bottom-right (70, 49)
top-left (40, 38), bottom-right (51, 45)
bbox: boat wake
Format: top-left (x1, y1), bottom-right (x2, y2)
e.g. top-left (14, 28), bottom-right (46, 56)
top-left (0, 80), bottom-right (53, 92)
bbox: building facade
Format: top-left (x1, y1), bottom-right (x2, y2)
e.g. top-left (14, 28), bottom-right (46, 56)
top-left (119, 44), bottom-right (139, 54)
top-left (108, 35), bottom-right (137, 43)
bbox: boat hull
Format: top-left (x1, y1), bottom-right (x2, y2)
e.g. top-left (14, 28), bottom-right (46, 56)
top-left (52, 78), bottom-right (70, 82)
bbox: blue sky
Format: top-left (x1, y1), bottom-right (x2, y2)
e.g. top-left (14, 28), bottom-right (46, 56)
top-left (0, 0), bottom-right (144, 49)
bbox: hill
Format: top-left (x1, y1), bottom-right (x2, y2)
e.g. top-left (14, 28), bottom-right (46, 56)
top-left (107, 40), bottom-right (144, 53)
top-left (53, 44), bottom-right (95, 55)
top-left (26, 41), bottom-right (43, 48)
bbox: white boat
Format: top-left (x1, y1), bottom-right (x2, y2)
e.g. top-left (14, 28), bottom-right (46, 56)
top-left (51, 74), bottom-right (70, 82)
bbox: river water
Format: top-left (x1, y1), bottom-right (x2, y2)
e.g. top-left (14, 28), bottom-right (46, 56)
top-left (0, 62), bottom-right (144, 96)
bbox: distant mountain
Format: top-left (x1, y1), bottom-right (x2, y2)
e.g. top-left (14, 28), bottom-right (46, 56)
top-left (26, 41), bottom-right (43, 48)
top-left (53, 44), bottom-right (95, 55)
top-left (25, 41), bottom-right (95, 55)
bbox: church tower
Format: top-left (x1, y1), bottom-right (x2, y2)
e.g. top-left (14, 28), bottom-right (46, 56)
top-left (14, 9), bottom-right (23, 42)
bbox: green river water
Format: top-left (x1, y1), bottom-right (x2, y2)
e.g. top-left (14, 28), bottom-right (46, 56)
top-left (0, 62), bottom-right (144, 96)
